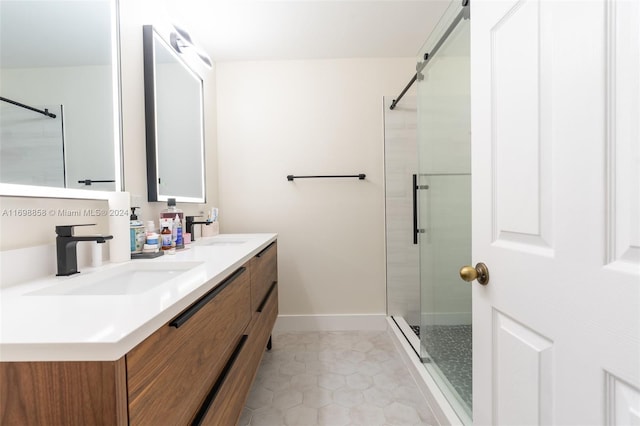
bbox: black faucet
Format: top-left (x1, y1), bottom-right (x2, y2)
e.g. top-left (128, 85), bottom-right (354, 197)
top-left (185, 216), bottom-right (211, 241)
top-left (56, 224), bottom-right (113, 276)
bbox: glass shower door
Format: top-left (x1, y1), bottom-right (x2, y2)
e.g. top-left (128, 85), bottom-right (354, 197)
top-left (416, 2), bottom-right (472, 420)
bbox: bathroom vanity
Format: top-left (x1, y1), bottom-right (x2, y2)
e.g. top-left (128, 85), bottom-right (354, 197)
top-left (0, 234), bottom-right (278, 425)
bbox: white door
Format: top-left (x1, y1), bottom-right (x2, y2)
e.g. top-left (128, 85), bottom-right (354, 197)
top-left (470, 0), bottom-right (640, 425)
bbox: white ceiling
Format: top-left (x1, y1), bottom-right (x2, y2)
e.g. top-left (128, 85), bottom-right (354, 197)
top-left (164, 1), bottom-right (452, 62)
top-left (0, 0), bottom-right (452, 68)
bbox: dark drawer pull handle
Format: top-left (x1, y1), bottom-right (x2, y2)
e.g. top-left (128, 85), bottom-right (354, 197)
top-left (170, 267), bottom-right (246, 329)
top-left (256, 241), bottom-right (276, 258)
top-left (191, 334), bottom-right (248, 426)
top-left (257, 282), bottom-right (277, 313)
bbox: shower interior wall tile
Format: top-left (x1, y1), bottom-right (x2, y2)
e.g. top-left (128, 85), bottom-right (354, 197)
top-left (384, 96), bottom-right (419, 324)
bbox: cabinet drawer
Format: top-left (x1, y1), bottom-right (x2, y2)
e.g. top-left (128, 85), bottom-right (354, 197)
top-left (195, 284), bottom-right (278, 426)
top-left (126, 267), bottom-right (251, 426)
top-left (251, 241), bottom-right (277, 313)
top-left (251, 282), bottom-right (278, 349)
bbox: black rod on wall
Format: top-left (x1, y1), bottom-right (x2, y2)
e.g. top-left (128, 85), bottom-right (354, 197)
top-left (0, 96), bottom-right (57, 118)
top-left (78, 179), bottom-right (116, 186)
top-left (287, 174), bottom-right (366, 181)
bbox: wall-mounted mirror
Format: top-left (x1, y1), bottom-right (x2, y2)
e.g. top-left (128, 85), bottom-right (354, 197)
top-left (143, 25), bottom-right (206, 203)
top-left (0, 0), bottom-right (122, 193)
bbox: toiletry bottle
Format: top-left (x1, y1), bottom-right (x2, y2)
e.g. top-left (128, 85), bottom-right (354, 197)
top-left (174, 214), bottom-right (184, 249)
top-left (160, 198), bottom-right (184, 227)
top-left (172, 218), bottom-right (178, 244)
top-left (161, 225), bottom-right (172, 250)
top-left (145, 220), bottom-right (159, 251)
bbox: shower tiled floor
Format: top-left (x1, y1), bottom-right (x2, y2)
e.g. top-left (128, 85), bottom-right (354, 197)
top-left (240, 330), bottom-right (437, 426)
top-left (411, 324), bottom-right (472, 410)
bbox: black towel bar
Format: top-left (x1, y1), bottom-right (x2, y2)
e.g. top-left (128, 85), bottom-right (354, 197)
top-left (78, 179), bottom-right (116, 186)
top-left (287, 174), bottom-right (366, 181)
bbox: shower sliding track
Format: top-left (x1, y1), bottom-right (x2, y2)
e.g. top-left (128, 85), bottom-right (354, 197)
top-left (0, 96), bottom-right (57, 118)
top-left (389, 0), bottom-right (470, 111)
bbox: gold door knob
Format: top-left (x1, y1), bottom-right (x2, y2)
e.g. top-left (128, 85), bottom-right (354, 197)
top-left (459, 262), bottom-right (489, 285)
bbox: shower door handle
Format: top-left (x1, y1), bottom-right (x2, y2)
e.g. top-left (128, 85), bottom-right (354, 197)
top-left (412, 174), bottom-right (427, 244)
top-left (413, 174), bottom-right (418, 244)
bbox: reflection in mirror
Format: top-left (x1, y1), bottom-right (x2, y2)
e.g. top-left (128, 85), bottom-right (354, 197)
top-left (0, 0), bottom-right (122, 193)
top-left (143, 25), bottom-right (206, 203)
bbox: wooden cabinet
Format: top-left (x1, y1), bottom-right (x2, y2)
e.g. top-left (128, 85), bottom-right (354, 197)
top-left (197, 281), bottom-right (278, 425)
top-left (250, 242), bottom-right (277, 313)
top-left (0, 360), bottom-right (128, 426)
top-left (0, 241), bottom-right (278, 426)
top-left (127, 267), bottom-right (251, 425)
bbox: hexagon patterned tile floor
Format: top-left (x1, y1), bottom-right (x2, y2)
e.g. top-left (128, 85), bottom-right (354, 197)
top-left (240, 330), bottom-right (438, 426)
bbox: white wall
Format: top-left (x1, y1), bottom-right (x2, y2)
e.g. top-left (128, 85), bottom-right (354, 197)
top-left (216, 58), bottom-right (415, 316)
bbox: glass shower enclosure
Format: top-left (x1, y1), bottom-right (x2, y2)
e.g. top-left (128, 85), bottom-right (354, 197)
top-left (385, 1), bottom-right (471, 423)
top-left (417, 2), bottom-right (471, 420)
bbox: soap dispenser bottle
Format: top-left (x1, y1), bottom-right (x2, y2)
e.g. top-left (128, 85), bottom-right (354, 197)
top-left (130, 207), bottom-right (145, 254)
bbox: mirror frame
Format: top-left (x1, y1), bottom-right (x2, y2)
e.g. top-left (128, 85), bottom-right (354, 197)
top-left (0, 0), bottom-right (123, 198)
top-left (142, 25), bottom-right (206, 203)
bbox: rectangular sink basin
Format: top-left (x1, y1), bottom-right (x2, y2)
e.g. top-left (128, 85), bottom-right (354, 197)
top-left (200, 239), bottom-right (247, 246)
top-left (29, 261), bottom-right (205, 296)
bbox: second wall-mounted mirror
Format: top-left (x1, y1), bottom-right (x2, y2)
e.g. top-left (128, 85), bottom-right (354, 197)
top-left (143, 25), bottom-right (205, 203)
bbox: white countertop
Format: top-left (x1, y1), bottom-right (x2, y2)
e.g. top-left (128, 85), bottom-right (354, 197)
top-left (0, 233), bottom-right (277, 362)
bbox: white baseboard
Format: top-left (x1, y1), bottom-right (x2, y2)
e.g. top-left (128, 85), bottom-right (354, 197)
top-left (273, 314), bottom-right (388, 333)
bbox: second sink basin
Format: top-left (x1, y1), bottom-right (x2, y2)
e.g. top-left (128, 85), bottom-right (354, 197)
top-left (29, 261), bottom-right (205, 296)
